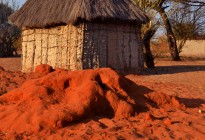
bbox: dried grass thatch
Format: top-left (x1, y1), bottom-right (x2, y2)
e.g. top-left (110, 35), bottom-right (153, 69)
top-left (9, 0), bottom-right (149, 28)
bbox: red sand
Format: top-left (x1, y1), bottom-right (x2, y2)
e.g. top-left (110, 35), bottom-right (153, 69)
top-left (0, 63), bottom-right (205, 139)
top-left (0, 66), bottom-right (40, 96)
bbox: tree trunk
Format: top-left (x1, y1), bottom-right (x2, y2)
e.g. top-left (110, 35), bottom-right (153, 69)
top-left (157, 7), bottom-right (181, 61)
top-left (143, 27), bottom-right (156, 68)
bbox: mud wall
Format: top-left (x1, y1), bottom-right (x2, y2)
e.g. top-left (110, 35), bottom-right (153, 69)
top-left (22, 24), bottom-right (84, 72)
top-left (83, 23), bottom-right (144, 71)
top-left (22, 23), bottom-right (143, 72)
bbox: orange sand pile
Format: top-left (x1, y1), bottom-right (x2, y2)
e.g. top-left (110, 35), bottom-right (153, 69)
top-left (0, 65), bottom-right (184, 135)
top-left (0, 66), bottom-right (40, 95)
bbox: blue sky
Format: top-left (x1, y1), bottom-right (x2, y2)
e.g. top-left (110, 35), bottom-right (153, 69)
top-left (7, 0), bottom-right (26, 7)
top-left (18, 0), bottom-right (26, 6)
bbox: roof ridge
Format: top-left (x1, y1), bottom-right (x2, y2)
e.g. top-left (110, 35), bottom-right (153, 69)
top-left (9, 0), bottom-right (149, 28)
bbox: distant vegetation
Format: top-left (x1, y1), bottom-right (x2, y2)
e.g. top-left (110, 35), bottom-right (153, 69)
top-left (134, 0), bottom-right (205, 67)
top-left (0, 0), bottom-right (20, 57)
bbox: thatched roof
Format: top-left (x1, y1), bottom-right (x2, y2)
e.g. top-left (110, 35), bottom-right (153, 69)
top-left (9, 0), bottom-right (149, 28)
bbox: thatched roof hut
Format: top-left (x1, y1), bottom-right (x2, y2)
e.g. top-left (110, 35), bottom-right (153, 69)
top-left (9, 0), bottom-right (149, 72)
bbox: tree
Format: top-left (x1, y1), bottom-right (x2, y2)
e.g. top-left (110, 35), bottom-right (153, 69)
top-left (170, 3), bottom-right (205, 53)
top-left (0, 0), bottom-right (13, 24)
top-left (176, 0), bottom-right (205, 7)
top-left (143, 24), bottom-right (158, 68)
top-left (133, 0), bottom-right (160, 68)
top-left (153, 0), bottom-right (181, 61)
top-left (134, 0), bottom-right (181, 61)
top-left (135, 0), bottom-right (205, 61)
top-left (0, 0), bottom-right (20, 57)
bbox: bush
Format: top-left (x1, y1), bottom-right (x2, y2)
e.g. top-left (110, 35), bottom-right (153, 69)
top-left (0, 23), bottom-right (21, 57)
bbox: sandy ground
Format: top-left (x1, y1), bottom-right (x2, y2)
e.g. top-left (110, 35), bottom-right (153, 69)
top-left (0, 57), bottom-right (21, 71)
top-left (128, 59), bottom-right (205, 99)
top-left (0, 57), bottom-right (205, 139)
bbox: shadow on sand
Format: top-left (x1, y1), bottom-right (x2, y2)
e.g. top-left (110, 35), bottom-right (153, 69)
top-left (141, 65), bottom-right (205, 75)
top-left (120, 75), bottom-right (205, 109)
top-left (178, 98), bottom-right (205, 108)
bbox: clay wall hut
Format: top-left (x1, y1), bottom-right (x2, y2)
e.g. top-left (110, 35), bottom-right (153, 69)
top-left (9, 0), bottom-right (149, 72)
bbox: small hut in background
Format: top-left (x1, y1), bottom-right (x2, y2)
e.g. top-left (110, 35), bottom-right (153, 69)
top-left (9, 0), bottom-right (149, 72)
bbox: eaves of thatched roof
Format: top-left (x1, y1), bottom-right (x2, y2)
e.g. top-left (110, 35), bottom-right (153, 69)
top-left (9, 0), bottom-right (149, 28)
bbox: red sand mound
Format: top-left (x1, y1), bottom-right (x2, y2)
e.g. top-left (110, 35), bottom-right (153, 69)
top-left (0, 66), bottom-right (40, 96)
top-left (34, 64), bottom-right (54, 76)
top-left (0, 65), bottom-right (184, 136)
